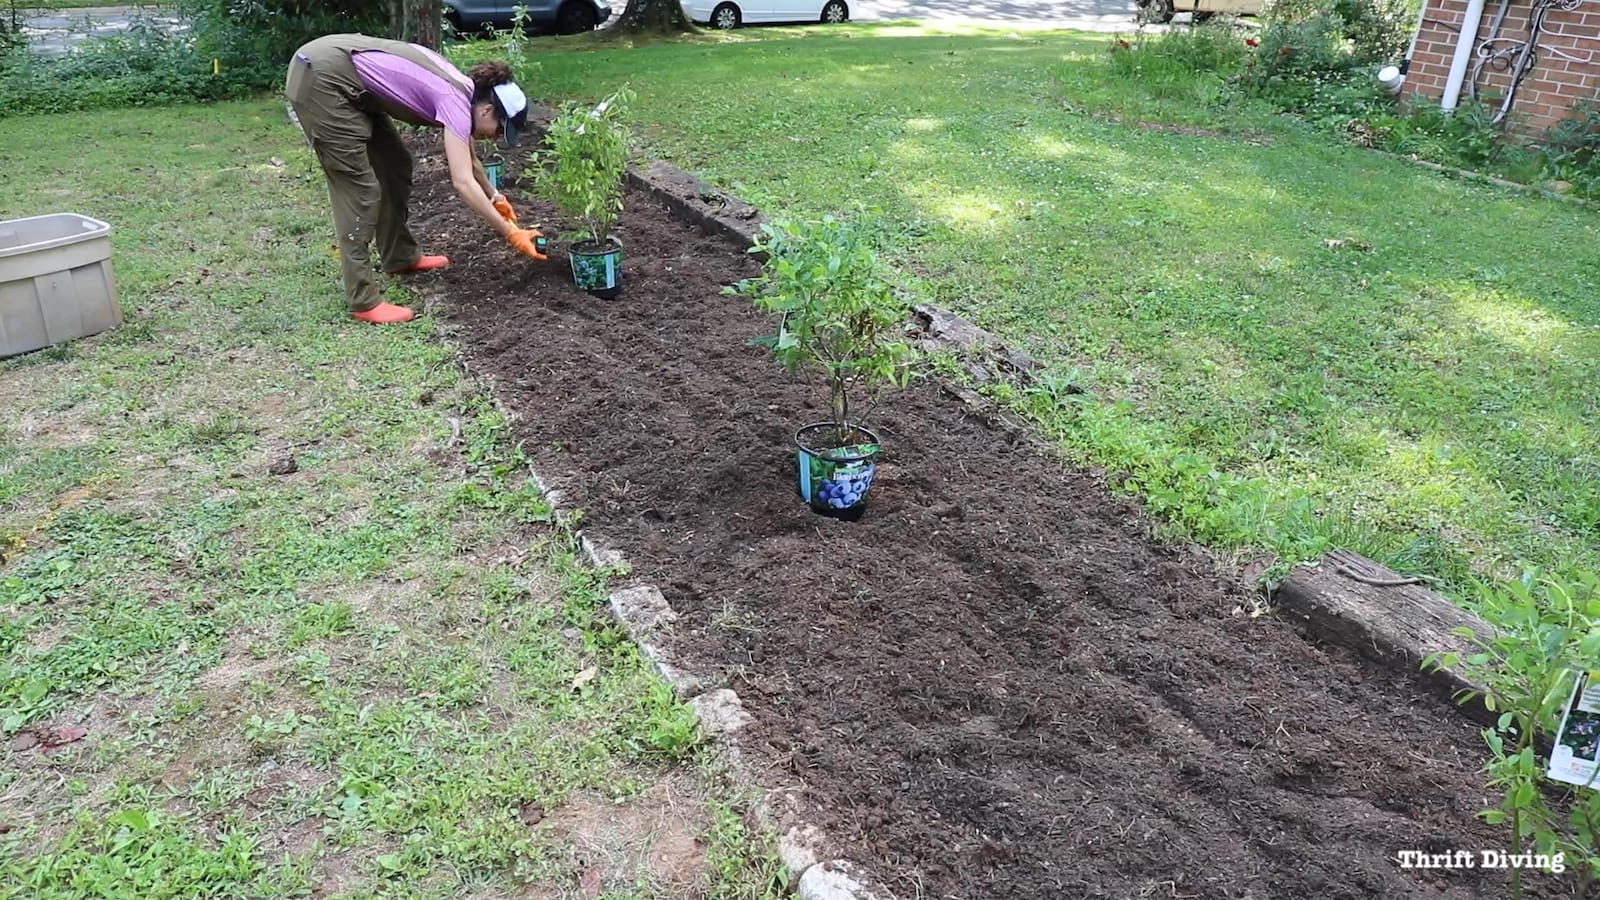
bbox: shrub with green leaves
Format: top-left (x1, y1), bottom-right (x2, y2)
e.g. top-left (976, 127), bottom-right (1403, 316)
top-left (537, 88), bottom-right (633, 248)
top-left (1428, 570), bottom-right (1600, 899)
top-left (729, 215), bottom-right (916, 444)
top-left (1106, 22), bottom-right (1250, 105)
top-left (1541, 99), bottom-right (1600, 198)
top-left (182, 0), bottom-right (390, 91)
top-left (1333, 0), bottom-right (1412, 63)
top-left (1, 2), bottom-right (397, 119)
top-left (0, 25), bottom-right (253, 119)
top-left (1248, 8), bottom-right (1356, 84)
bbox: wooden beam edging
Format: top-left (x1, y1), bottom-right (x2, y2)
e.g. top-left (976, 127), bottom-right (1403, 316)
top-left (1272, 549), bottom-right (1497, 726)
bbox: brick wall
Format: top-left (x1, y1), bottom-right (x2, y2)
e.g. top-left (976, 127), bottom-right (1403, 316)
top-left (1403, 0), bottom-right (1600, 134)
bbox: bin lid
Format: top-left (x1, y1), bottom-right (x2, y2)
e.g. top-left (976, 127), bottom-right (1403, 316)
top-left (0, 213), bottom-right (114, 259)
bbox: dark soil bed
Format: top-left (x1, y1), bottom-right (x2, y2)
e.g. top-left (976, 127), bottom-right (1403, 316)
top-left (403, 135), bottom-right (1572, 900)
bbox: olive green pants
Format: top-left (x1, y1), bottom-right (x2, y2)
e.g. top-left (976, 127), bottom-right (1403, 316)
top-left (286, 47), bottom-right (421, 313)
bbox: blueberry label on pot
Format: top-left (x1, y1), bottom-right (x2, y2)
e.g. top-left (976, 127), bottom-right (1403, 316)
top-left (815, 461), bottom-right (876, 510)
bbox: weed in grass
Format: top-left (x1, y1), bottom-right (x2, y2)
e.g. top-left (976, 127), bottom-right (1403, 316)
top-left (284, 601), bottom-right (356, 649)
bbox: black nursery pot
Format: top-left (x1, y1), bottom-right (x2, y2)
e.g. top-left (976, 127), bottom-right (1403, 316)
top-left (794, 422), bottom-right (882, 522)
top-left (569, 236), bottom-right (623, 299)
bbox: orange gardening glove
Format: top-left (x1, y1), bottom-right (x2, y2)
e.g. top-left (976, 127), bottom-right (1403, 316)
top-left (492, 194), bottom-right (517, 224)
top-left (507, 228), bottom-right (547, 261)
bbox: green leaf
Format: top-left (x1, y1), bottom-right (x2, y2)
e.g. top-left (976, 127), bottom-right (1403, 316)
top-left (1480, 809), bottom-right (1507, 825)
top-left (1513, 781), bottom-right (1535, 808)
top-left (20, 678), bottom-right (48, 706)
top-left (107, 809), bottom-right (150, 832)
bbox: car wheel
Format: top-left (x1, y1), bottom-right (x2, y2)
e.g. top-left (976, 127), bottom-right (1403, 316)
top-left (821, 0), bottom-right (848, 23)
top-left (712, 2), bottom-right (741, 28)
top-left (1139, 0), bottom-right (1175, 23)
top-left (556, 1), bottom-right (599, 33)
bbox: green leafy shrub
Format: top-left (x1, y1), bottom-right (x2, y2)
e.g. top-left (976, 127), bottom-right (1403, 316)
top-left (183, 0), bottom-right (390, 91)
top-left (1428, 570), bottom-right (1600, 899)
top-left (1248, 9), bottom-right (1357, 85)
top-left (1541, 99), bottom-right (1600, 198)
top-left (1333, 0), bottom-right (1412, 63)
top-left (1107, 22), bottom-right (1250, 104)
top-left (1244, 0), bottom-right (1413, 107)
top-left (537, 88), bottom-right (634, 248)
top-left (729, 215), bottom-right (917, 444)
top-left (1368, 100), bottom-right (1501, 166)
top-left (0, 25), bottom-right (254, 119)
top-left (0, 0), bottom-right (387, 118)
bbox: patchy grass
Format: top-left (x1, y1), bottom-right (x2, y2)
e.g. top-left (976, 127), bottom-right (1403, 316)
top-left (0, 101), bottom-right (786, 899)
top-left (481, 22), bottom-right (1600, 593)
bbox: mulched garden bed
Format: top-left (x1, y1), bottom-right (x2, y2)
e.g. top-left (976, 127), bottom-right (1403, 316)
top-left (402, 134), bottom-right (1570, 900)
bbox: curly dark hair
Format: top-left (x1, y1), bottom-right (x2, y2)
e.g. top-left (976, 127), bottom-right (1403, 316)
top-left (468, 61), bottom-right (514, 104)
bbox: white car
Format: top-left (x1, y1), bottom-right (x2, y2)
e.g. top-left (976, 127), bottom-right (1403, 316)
top-left (681, 0), bottom-right (850, 28)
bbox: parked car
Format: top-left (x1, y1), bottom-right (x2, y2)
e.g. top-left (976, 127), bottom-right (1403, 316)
top-left (1135, 0), bottom-right (1262, 23)
top-left (444, 0), bottom-right (612, 35)
top-left (681, 0), bottom-right (850, 29)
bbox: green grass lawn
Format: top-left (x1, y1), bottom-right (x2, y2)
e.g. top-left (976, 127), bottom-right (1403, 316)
top-left (0, 101), bottom-right (785, 899)
top-left (474, 22), bottom-right (1600, 592)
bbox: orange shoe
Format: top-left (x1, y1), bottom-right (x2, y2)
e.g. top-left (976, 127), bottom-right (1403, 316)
top-left (352, 302), bottom-right (416, 324)
top-left (389, 255), bottom-right (450, 274)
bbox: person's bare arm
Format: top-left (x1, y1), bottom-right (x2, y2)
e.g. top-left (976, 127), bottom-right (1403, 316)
top-left (470, 152), bottom-right (496, 200)
top-left (444, 132), bottom-right (512, 238)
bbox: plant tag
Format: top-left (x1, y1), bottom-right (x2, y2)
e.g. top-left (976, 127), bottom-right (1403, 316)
top-left (1548, 672), bottom-right (1600, 790)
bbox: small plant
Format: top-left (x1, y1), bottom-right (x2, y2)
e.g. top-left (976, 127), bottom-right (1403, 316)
top-left (539, 87), bottom-right (634, 248)
top-left (502, 4), bottom-right (532, 55)
top-left (1541, 99), bottom-right (1600, 198)
top-left (730, 215), bottom-right (916, 448)
top-left (1426, 569), bottom-right (1600, 899)
top-left (538, 88), bottom-right (634, 296)
top-left (243, 709), bottom-right (315, 754)
top-left (637, 680), bottom-right (701, 759)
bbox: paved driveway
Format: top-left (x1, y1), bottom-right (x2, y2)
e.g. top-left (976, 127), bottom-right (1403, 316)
top-left (20, 5), bottom-right (186, 56)
top-left (853, 0), bottom-right (1140, 31)
top-left (605, 0), bottom-right (1146, 32)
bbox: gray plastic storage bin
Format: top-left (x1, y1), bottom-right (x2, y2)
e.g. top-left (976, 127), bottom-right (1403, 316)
top-left (0, 213), bottom-right (121, 359)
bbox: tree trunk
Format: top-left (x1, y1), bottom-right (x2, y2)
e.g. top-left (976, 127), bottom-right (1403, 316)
top-left (612, 0), bottom-right (696, 34)
top-left (390, 0), bottom-right (442, 49)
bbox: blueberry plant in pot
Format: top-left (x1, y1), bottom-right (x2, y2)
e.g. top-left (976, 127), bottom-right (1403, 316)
top-left (729, 215), bottom-right (916, 521)
top-left (537, 88), bottom-right (632, 299)
top-left (1426, 570), bottom-right (1600, 899)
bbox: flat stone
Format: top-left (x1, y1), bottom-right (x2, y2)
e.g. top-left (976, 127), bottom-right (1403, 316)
top-left (689, 689), bottom-right (754, 737)
top-left (638, 642), bottom-right (706, 698)
top-left (779, 824), bottom-right (824, 880)
top-left (579, 534), bottom-right (628, 571)
top-left (798, 860), bottom-right (894, 900)
top-left (608, 585), bottom-right (676, 635)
